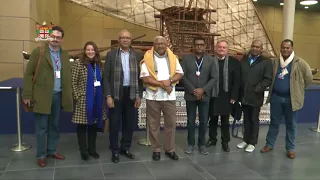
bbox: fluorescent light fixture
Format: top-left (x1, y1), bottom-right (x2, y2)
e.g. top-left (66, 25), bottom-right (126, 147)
top-left (305, 6), bottom-right (309, 8)
top-left (300, 0), bottom-right (318, 5)
top-left (253, 0), bottom-right (257, 2)
top-left (280, 2), bottom-right (284, 5)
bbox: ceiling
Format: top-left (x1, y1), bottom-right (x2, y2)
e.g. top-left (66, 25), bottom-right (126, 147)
top-left (253, 0), bottom-right (320, 11)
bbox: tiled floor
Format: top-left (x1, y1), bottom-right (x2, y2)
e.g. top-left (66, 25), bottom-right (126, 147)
top-left (0, 123), bottom-right (320, 180)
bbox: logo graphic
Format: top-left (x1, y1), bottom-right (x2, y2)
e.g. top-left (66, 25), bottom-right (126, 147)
top-left (35, 21), bottom-right (54, 41)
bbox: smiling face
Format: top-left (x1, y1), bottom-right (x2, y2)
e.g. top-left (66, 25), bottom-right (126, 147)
top-left (85, 45), bottom-right (96, 59)
top-left (154, 37), bottom-right (167, 55)
top-left (216, 41), bottom-right (228, 58)
top-left (49, 30), bottom-right (63, 48)
top-left (281, 41), bottom-right (294, 59)
top-left (250, 40), bottom-right (263, 57)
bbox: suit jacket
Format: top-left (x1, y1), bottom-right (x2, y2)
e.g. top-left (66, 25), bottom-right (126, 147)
top-left (22, 43), bottom-right (73, 114)
top-left (103, 48), bottom-right (143, 99)
top-left (181, 54), bottom-right (218, 101)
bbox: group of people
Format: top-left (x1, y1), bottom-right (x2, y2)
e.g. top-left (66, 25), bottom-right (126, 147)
top-left (22, 26), bottom-right (313, 168)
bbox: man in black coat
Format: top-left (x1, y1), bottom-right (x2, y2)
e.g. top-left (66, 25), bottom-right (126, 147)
top-left (206, 40), bottom-right (241, 152)
top-left (103, 29), bottom-right (144, 163)
top-left (181, 37), bottom-right (218, 155)
top-left (236, 40), bottom-right (273, 153)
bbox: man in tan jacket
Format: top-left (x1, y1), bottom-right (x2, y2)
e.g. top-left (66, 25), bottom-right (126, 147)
top-left (260, 39), bottom-right (313, 159)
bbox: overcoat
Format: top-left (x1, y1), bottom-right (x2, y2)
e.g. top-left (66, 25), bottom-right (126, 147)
top-left (71, 60), bottom-right (108, 124)
top-left (22, 43), bottom-right (73, 114)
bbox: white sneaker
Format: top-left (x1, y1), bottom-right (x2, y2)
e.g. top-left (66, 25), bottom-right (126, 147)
top-left (245, 144), bottom-right (255, 153)
top-left (237, 142), bottom-right (247, 149)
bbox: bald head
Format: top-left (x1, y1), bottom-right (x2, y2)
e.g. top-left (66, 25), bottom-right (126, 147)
top-left (250, 40), bottom-right (263, 57)
top-left (153, 36), bottom-right (167, 55)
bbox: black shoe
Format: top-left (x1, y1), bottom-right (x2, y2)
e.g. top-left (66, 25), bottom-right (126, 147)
top-left (120, 150), bottom-right (135, 159)
top-left (206, 139), bottom-right (217, 147)
top-left (112, 154), bottom-right (120, 163)
top-left (152, 152), bottom-right (160, 161)
top-left (222, 143), bottom-right (230, 152)
top-left (165, 152), bottom-right (179, 160)
top-left (81, 152), bottom-right (89, 161)
top-left (89, 152), bottom-right (100, 159)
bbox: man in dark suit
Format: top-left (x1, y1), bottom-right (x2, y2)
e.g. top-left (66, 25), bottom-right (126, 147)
top-left (103, 29), bottom-right (143, 163)
top-left (206, 40), bottom-right (241, 152)
top-left (236, 40), bottom-right (273, 153)
top-left (181, 37), bottom-right (218, 155)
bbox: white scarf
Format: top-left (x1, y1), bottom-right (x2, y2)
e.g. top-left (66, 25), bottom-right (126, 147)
top-left (280, 51), bottom-right (294, 68)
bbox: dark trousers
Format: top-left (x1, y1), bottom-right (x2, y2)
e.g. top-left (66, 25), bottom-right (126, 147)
top-left (109, 87), bottom-right (135, 154)
top-left (208, 114), bottom-right (230, 143)
top-left (34, 93), bottom-right (61, 159)
top-left (186, 100), bottom-right (209, 147)
top-left (243, 105), bottom-right (261, 146)
top-left (77, 123), bottom-right (98, 154)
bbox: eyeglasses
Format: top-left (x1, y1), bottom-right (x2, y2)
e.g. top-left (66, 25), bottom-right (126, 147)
top-left (51, 35), bottom-right (63, 40)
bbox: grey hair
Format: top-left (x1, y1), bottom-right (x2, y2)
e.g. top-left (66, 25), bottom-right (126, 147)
top-left (216, 40), bottom-right (229, 47)
top-left (154, 36), bottom-right (166, 42)
top-left (118, 29), bottom-right (131, 38)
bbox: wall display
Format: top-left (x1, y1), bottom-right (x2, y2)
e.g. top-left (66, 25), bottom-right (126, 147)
top-left (138, 91), bottom-right (270, 129)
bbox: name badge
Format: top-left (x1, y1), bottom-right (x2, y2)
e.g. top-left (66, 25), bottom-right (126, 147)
top-left (196, 71), bottom-right (200, 76)
top-left (94, 81), bottom-right (101, 87)
top-left (55, 71), bottom-right (61, 79)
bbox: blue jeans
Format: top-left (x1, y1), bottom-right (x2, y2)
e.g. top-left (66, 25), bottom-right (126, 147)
top-left (186, 100), bottom-right (209, 147)
top-left (34, 93), bottom-right (61, 159)
top-left (266, 94), bottom-right (297, 151)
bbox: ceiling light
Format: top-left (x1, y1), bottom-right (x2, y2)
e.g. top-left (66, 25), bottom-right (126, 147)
top-left (300, 0), bottom-right (318, 5)
top-left (253, 0), bottom-right (257, 2)
top-left (280, 2), bottom-right (284, 5)
top-left (305, 6), bottom-right (309, 8)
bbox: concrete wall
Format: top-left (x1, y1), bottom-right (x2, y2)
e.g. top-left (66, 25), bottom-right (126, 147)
top-left (255, 4), bottom-right (320, 78)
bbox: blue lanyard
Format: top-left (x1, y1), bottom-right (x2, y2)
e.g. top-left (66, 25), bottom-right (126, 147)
top-left (195, 58), bottom-right (204, 72)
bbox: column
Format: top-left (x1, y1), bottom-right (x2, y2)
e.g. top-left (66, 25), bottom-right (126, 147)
top-left (282, 0), bottom-right (296, 40)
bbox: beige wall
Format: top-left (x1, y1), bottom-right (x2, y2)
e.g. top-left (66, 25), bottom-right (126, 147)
top-left (0, 0), bottom-right (60, 81)
top-left (59, 0), bottom-right (159, 58)
top-left (255, 4), bottom-right (320, 78)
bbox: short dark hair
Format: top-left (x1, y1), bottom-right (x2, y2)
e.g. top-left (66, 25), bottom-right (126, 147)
top-left (193, 36), bottom-right (205, 44)
top-left (281, 39), bottom-right (293, 47)
top-left (52, 26), bottom-right (65, 38)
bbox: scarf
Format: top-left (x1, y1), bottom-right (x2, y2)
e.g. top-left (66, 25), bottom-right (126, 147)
top-left (140, 47), bottom-right (178, 91)
top-left (212, 55), bottom-right (228, 96)
top-left (113, 48), bottom-right (139, 100)
top-left (280, 51), bottom-right (295, 68)
top-left (86, 63), bottom-right (103, 129)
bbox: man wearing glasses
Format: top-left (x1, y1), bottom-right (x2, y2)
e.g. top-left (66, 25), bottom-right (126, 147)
top-left (103, 29), bottom-right (144, 163)
top-left (22, 26), bottom-right (73, 167)
top-left (181, 37), bottom-right (217, 155)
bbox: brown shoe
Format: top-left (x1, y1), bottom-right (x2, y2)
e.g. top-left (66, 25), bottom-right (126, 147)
top-left (260, 146), bottom-right (273, 153)
top-left (47, 153), bottom-right (65, 160)
top-left (37, 158), bottom-right (46, 167)
top-left (287, 151), bottom-right (296, 159)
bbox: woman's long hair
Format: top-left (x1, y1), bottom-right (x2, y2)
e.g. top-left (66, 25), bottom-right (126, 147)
top-left (81, 41), bottom-right (102, 67)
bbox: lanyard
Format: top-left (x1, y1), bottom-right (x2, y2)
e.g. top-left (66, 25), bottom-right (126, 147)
top-left (195, 58), bottom-right (204, 72)
top-left (92, 64), bottom-right (97, 79)
top-left (54, 53), bottom-right (60, 71)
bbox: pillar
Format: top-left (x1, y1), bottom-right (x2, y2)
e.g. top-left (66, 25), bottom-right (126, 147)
top-left (282, 0), bottom-right (296, 40)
